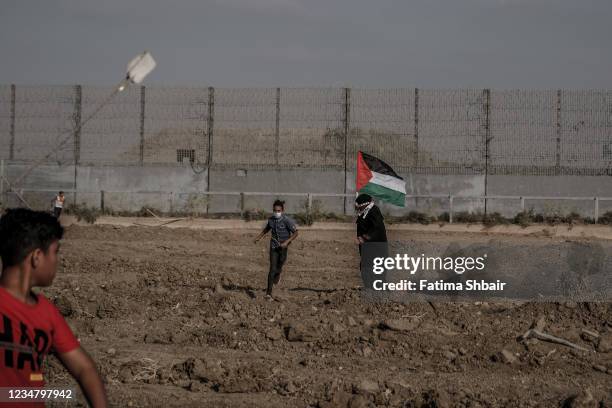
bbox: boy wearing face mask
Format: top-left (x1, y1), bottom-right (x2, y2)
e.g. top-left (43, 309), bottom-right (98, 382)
top-left (254, 200), bottom-right (299, 297)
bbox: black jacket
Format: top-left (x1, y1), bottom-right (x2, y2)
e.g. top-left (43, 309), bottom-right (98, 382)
top-left (356, 205), bottom-right (387, 243)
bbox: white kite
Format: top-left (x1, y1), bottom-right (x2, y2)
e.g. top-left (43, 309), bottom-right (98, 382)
top-left (120, 51), bottom-right (157, 91)
top-left (6, 51), bottom-right (157, 206)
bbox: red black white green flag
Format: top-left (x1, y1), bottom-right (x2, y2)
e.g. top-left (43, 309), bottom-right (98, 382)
top-left (356, 151), bottom-right (406, 207)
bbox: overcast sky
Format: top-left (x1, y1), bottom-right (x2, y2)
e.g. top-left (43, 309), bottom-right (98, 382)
top-left (1, 0), bottom-right (611, 88)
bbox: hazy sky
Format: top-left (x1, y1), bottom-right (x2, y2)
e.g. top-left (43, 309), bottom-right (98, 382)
top-left (1, 0), bottom-right (611, 88)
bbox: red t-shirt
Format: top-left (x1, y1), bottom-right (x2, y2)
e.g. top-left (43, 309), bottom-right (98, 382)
top-left (0, 287), bottom-right (80, 407)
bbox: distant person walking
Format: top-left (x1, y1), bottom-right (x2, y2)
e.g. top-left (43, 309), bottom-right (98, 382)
top-left (52, 191), bottom-right (65, 218)
top-left (254, 200), bottom-right (299, 298)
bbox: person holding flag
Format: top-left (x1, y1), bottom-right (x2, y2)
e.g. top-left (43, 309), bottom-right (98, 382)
top-left (355, 151), bottom-right (406, 289)
top-left (354, 150), bottom-right (406, 248)
top-left (354, 193), bottom-right (387, 247)
top-left (354, 193), bottom-right (389, 292)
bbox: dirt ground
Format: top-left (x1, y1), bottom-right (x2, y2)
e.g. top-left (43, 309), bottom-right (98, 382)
top-left (41, 223), bottom-right (612, 407)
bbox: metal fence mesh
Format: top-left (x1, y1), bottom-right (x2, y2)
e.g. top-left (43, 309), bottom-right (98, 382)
top-left (280, 88), bottom-right (344, 168)
top-left (560, 90), bottom-right (612, 174)
top-left (213, 88), bottom-right (276, 167)
top-left (349, 88), bottom-right (415, 171)
top-left (418, 89), bottom-right (485, 174)
top-left (81, 86), bottom-right (140, 164)
top-left (0, 86), bottom-right (12, 160)
top-left (12, 86), bottom-right (75, 163)
top-left (144, 87), bottom-right (209, 165)
top-left (1, 85), bottom-right (611, 176)
top-left (490, 90), bottom-right (558, 174)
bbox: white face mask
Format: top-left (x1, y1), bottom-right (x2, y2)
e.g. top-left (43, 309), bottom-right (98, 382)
top-left (273, 211), bottom-right (282, 218)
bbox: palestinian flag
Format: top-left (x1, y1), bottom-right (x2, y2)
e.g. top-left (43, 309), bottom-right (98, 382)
top-left (356, 151), bottom-right (406, 207)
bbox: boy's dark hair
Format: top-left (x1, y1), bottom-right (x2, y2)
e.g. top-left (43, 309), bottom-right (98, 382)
top-left (59, 191), bottom-right (64, 195)
top-left (272, 199), bottom-right (285, 210)
top-left (0, 208), bottom-right (64, 268)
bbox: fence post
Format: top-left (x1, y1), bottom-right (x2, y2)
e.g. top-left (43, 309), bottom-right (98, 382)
top-left (307, 193), bottom-right (312, 214)
top-left (275, 87), bottom-right (280, 167)
top-left (520, 196), bottom-right (525, 212)
top-left (449, 195), bottom-right (454, 224)
top-left (207, 87), bottom-right (215, 167)
top-left (73, 85), bottom-right (82, 205)
top-left (73, 85), bottom-right (82, 165)
top-left (139, 85), bottom-right (146, 165)
top-left (483, 88), bottom-right (491, 215)
top-left (100, 190), bottom-right (105, 212)
top-left (240, 192), bottom-right (245, 216)
top-left (9, 84), bottom-right (16, 161)
top-left (206, 87), bottom-right (215, 214)
top-left (594, 197), bottom-right (599, 223)
top-left (414, 87), bottom-right (419, 167)
top-left (343, 87), bottom-right (351, 215)
top-left (556, 89), bottom-right (562, 174)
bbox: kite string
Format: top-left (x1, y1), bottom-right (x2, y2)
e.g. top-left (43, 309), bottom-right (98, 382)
top-left (10, 80), bottom-right (128, 189)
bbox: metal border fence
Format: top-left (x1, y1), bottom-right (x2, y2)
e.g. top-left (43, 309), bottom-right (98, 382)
top-left (1, 86), bottom-right (611, 176)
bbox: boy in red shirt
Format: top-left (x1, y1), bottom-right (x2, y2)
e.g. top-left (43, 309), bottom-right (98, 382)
top-left (0, 208), bottom-right (107, 407)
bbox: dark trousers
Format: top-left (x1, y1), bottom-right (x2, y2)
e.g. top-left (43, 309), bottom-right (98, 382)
top-left (267, 247), bottom-right (288, 295)
top-left (53, 207), bottom-right (62, 218)
top-left (359, 241), bottom-right (389, 291)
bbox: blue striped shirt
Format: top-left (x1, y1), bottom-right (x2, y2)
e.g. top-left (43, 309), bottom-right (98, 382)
top-left (265, 215), bottom-right (298, 249)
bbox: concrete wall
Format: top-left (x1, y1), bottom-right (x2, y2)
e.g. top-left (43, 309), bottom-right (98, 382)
top-left (487, 175), bottom-right (612, 218)
top-left (209, 168), bottom-right (345, 214)
top-left (2, 162), bottom-right (611, 218)
top-left (3, 163), bottom-right (207, 212)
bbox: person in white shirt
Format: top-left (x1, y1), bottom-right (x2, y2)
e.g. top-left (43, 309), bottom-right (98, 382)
top-left (52, 191), bottom-right (65, 218)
